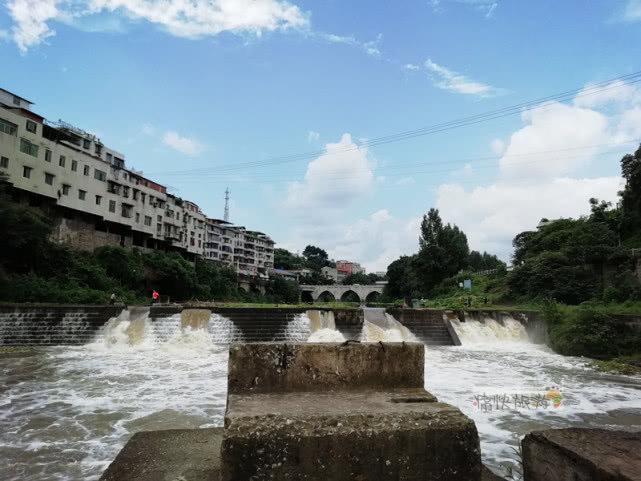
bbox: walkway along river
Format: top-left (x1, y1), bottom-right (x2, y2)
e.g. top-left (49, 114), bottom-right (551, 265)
top-left (0, 308), bottom-right (640, 480)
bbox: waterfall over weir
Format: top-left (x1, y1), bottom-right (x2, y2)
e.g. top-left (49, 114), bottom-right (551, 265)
top-left (449, 315), bottom-right (531, 346)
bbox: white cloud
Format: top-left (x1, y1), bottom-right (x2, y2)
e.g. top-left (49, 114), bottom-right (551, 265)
top-left (403, 63), bottom-right (420, 71)
top-left (434, 79), bottom-right (641, 262)
top-left (283, 209), bottom-right (422, 272)
top-left (430, 0), bottom-right (499, 18)
top-left (307, 130), bottom-right (319, 142)
top-left (162, 130), bottom-right (204, 156)
top-left (285, 133), bottom-right (374, 212)
top-left (319, 31), bottom-right (382, 57)
top-left (623, 0), bottom-right (641, 21)
top-left (424, 58), bottom-right (499, 97)
top-left (490, 138), bottom-right (505, 155)
top-left (498, 101), bottom-right (611, 180)
top-left (436, 177), bottom-right (622, 261)
top-left (6, 0), bottom-right (308, 51)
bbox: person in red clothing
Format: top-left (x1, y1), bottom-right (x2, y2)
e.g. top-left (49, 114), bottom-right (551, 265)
top-left (152, 290), bottom-right (159, 304)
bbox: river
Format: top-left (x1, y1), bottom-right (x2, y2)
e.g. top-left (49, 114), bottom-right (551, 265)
top-left (1, 311), bottom-right (640, 480)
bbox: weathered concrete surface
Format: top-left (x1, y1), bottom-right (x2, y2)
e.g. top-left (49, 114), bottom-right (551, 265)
top-left (522, 428), bottom-right (641, 481)
top-left (223, 389), bottom-right (480, 481)
top-left (100, 428), bottom-right (222, 481)
top-left (227, 342), bottom-right (424, 394)
top-left (223, 342), bottom-right (481, 480)
top-left (482, 465), bottom-right (507, 481)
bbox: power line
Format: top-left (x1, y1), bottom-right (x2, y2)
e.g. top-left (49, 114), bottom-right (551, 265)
top-left (146, 71), bottom-right (641, 177)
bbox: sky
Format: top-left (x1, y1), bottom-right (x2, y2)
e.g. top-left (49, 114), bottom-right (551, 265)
top-left (2, 0), bottom-right (641, 272)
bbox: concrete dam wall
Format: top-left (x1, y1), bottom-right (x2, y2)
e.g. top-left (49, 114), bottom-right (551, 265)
top-left (0, 304), bottom-right (554, 347)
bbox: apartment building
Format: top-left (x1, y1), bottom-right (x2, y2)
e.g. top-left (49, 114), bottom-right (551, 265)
top-left (336, 260), bottom-right (365, 276)
top-left (0, 87), bottom-right (274, 277)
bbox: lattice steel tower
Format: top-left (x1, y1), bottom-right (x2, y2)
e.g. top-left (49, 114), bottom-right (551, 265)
top-left (224, 187), bottom-right (230, 222)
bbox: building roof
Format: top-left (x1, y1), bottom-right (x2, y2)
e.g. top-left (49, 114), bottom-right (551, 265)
top-left (0, 87), bottom-right (34, 105)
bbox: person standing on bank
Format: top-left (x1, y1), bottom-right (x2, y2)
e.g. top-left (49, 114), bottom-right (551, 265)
top-left (152, 290), bottom-right (159, 304)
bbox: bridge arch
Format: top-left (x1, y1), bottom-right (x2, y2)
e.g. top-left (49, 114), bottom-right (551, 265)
top-left (317, 291), bottom-right (337, 302)
top-left (366, 291), bottom-right (382, 303)
top-left (340, 290), bottom-right (361, 303)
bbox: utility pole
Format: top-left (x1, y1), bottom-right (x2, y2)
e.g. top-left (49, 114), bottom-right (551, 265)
top-left (224, 187), bottom-right (230, 222)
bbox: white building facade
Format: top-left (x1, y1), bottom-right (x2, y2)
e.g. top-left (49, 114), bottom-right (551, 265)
top-left (0, 87), bottom-right (274, 277)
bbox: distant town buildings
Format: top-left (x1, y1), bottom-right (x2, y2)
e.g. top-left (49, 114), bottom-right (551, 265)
top-left (336, 260), bottom-right (365, 276)
top-left (0, 87), bottom-right (274, 279)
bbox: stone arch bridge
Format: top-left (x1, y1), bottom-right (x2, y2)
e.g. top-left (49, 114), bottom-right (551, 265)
top-left (300, 284), bottom-right (384, 303)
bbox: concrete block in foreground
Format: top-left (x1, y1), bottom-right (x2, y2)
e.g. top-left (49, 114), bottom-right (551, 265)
top-left (227, 342), bottom-right (424, 394)
top-left (522, 428), bottom-right (641, 481)
top-left (100, 428), bottom-right (222, 481)
top-left (222, 342), bottom-right (481, 480)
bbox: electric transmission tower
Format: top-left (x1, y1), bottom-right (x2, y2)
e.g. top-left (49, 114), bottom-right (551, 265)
top-left (224, 187), bottom-right (230, 222)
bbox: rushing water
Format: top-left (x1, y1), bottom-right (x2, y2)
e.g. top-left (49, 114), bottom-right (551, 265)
top-left (1, 311), bottom-right (640, 480)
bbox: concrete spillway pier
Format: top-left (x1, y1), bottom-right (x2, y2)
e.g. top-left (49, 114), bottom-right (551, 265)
top-left (101, 342), bottom-right (483, 480)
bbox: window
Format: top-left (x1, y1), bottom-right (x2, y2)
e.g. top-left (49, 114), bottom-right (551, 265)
top-left (12, 96), bottom-right (20, 106)
top-left (135, 212), bottom-right (140, 223)
top-left (95, 195), bottom-right (102, 205)
top-left (59, 155), bottom-right (66, 168)
top-left (141, 192), bottom-right (146, 204)
top-left (26, 120), bottom-right (37, 133)
top-left (44, 172), bottom-right (55, 185)
top-left (144, 216), bottom-right (152, 226)
top-left (95, 143), bottom-right (103, 156)
top-left (78, 190), bottom-right (86, 200)
top-left (106, 153), bottom-right (112, 162)
top-left (20, 138), bottom-right (39, 157)
top-left (157, 223), bottom-right (162, 233)
top-left (83, 139), bottom-right (91, 150)
top-left (62, 184), bottom-right (70, 195)
top-left (0, 156), bottom-right (8, 168)
top-left (94, 169), bottom-right (106, 182)
top-left (45, 149), bottom-right (51, 162)
top-left (133, 189), bottom-right (139, 201)
top-left (157, 215), bottom-right (162, 222)
top-left (109, 200), bottom-right (116, 213)
top-left (123, 186), bottom-right (129, 198)
top-left (121, 204), bottom-right (132, 218)
top-left (0, 118), bottom-right (17, 136)
top-left (83, 165), bottom-right (90, 176)
top-left (22, 166), bottom-right (32, 178)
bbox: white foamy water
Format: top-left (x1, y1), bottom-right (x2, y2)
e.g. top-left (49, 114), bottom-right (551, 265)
top-left (360, 313), bottom-right (418, 342)
top-left (285, 311), bottom-right (345, 342)
top-left (450, 316), bottom-right (530, 345)
top-left (1, 312), bottom-right (640, 480)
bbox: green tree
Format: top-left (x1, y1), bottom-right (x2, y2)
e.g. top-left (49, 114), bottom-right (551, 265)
top-left (273, 248), bottom-right (304, 270)
top-left (414, 208), bottom-right (469, 294)
top-left (384, 255), bottom-right (417, 299)
top-left (302, 245), bottom-right (330, 271)
top-left (619, 144), bottom-right (641, 239)
top-left (265, 277), bottom-right (300, 303)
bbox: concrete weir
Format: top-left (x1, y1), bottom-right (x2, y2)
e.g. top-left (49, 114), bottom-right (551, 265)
top-left (222, 342), bottom-right (482, 481)
top-left (101, 342), bottom-right (483, 480)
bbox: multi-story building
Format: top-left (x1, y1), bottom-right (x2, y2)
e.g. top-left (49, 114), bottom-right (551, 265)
top-left (336, 260), bottom-right (365, 276)
top-left (0, 87), bottom-right (274, 278)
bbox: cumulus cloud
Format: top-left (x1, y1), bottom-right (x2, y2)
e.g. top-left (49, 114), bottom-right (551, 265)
top-left (424, 59), bottom-right (499, 97)
top-left (434, 79), bottom-right (641, 262)
top-left (436, 177), bottom-right (623, 261)
top-left (6, 0), bottom-right (308, 51)
top-left (320, 32), bottom-right (382, 57)
top-left (162, 130), bottom-right (204, 156)
top-left (285, 133), bottom-right (374, 212)
top-left (283, 209), bottom-right (422, 272)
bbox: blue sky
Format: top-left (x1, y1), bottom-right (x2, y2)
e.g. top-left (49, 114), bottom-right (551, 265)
top-left (2, 0), bottom-right (641, 270)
